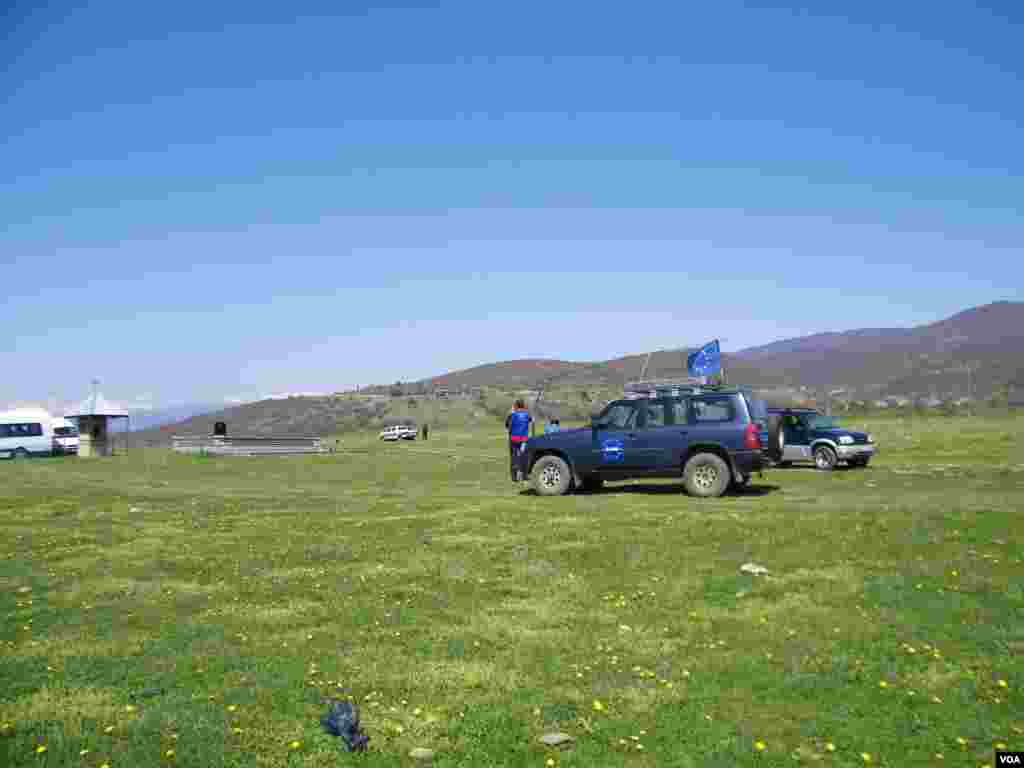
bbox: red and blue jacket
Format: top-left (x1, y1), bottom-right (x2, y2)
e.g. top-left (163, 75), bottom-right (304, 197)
top-left (506, 409), bottom-right (532, 442)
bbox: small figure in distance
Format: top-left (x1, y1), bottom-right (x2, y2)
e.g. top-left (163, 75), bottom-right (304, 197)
top-left (423, 423), bottom-right (429, 441)
top-left (505, 399), bottom-right (532, 481)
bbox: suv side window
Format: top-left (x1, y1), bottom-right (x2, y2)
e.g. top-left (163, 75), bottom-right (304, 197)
top-left (600, 403), bottom-right (639, 429)
top-left (639, 400), bottom-right (668, 428)
top-left (671, 399), bottom-right (689, 426)
top-left (690, 396), bottom-right (736, 423)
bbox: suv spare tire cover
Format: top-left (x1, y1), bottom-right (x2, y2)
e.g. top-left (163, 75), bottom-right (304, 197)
top-left (766, 414), bottom-right (785, 462)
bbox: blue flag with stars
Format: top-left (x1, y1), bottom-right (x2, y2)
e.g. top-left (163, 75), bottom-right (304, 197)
top-left (687, 340), bottom-right (721, 377)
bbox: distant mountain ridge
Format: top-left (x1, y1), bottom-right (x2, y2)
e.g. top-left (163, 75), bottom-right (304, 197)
top-left (419, 301), bottom-right (1024, 399)
top-left (129, 301), bottom-right (1023, 446)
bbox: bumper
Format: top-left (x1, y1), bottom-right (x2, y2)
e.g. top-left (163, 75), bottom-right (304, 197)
top-left (731, 448), bottom-right (766, 476)
top-left (836, 444), bottom-right (877, 461)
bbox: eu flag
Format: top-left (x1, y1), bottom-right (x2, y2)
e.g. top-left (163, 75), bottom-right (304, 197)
top-left (687, 340), bottom-right (721, 377)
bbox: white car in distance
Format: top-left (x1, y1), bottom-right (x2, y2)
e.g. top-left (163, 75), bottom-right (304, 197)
top-left (52, 418), bottom-right (80, 455)
top-left (379, 425), bottom-right (417, 441)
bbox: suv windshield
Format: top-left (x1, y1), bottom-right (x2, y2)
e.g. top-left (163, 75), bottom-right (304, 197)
top-left (807, 415), bottom-right (841, 429)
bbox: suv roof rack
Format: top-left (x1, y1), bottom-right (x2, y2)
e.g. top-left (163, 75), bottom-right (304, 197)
top-left (623, 379), bottom-right (751, 399)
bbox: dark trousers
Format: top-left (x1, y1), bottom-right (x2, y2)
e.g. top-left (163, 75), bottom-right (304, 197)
top-left (509, 439), bottom-right (523, 480)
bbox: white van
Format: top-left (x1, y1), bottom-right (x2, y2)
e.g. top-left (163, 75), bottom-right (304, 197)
top-left (0, 409), bottom-right (54, 459)
top-left (52, 418), bottom-right (80, 455)
top-left (378, 425), bottom-right (417, 441)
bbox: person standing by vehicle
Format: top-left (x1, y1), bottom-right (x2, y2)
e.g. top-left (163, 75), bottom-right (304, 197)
top-left (422, 423), bottom-right (429, 441)
top-left (505, 399), bottom-right (532, 480)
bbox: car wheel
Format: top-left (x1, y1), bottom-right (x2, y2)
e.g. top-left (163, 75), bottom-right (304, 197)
top-left (813, 445), bottom-right (838, 471)
top-left (766, 415), bottom-right (785, 462)
top-left (731, 473), bottom-right (751, 492)
top-left (11, 448), bottom-right (29, 460)
top-left (579, 475), bottom-right (604, 493)
top-left (683, 453), bottom-right (731, 498)
top-left (531, 455), bottom-right (572, 496)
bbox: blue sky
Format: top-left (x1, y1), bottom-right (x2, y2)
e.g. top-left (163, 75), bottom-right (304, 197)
top-left (2, 0), bottom-right (1022, 407)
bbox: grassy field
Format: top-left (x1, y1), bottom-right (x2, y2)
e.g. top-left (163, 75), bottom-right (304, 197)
top-left (2, 413), bottom-right (1022, 767)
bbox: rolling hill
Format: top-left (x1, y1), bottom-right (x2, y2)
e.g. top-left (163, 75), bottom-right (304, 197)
top-left (422, 301), bottom-right (1024, 399)
top-left (129, 301), bottom-right (1023, 445)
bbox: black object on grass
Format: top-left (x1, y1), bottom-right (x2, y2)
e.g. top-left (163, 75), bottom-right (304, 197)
top-left (321, 699), bottom-right (369, 752)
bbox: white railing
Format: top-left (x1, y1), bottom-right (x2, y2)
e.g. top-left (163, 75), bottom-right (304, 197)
top-left (171, 435), bottom-right (326, 456)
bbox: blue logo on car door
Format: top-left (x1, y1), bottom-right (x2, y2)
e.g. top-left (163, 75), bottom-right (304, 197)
top-left (600, 437), bottom-right (625, 463)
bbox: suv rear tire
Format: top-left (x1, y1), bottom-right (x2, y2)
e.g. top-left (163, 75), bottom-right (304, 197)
top-left (531, 455), bottom-right (572, 496)
top-left (683, 453), bottom-right (730, 498)
top-left (766, 414), bottom-right (785, 463)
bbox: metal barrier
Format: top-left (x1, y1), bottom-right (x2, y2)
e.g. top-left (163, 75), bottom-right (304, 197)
top-left (171, 435), bottom-right (326, 456)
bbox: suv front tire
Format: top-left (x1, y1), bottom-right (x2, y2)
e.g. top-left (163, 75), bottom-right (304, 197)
top-left (531, 455), bottom-right (572, 496)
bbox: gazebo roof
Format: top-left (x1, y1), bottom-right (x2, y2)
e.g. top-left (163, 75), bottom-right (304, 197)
top-left (66, 391), bottom-right (129, 418)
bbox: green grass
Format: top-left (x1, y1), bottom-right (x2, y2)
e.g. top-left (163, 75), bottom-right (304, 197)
top-left (1, 413), bottom-right (1022, 767)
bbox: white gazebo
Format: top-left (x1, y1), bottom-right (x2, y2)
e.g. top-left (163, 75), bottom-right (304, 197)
top-left (66, 384), bottom-right (129, 457)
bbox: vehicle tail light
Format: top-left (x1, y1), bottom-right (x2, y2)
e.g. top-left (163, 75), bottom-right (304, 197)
top-left (743, 422), bottom-right (761, 450)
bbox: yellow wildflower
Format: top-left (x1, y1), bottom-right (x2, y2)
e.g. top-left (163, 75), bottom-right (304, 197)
top-left (289, 740), bottom-right (301, 749)
top-left (36, 745), bottom-right (47, 754)
top-left (997, 679), bottom-right (1008, 688)
top-left (754, 740), bottom-right (766, 751)
top-left (825, 742), bottom-right (836, 752)
top-left (861, 753), bottom-right (872, 763)
top-left (592, 699), bottom-right (604, 712)
top-left (165, 749), bottom-right (175, 758)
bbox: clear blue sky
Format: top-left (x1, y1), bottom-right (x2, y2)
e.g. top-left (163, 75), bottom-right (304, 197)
top-left (2, 0), bottom-right (1022, 407)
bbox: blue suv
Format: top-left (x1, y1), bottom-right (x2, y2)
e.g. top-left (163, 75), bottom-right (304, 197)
top-left (515, 388), bottom-right (768, 497)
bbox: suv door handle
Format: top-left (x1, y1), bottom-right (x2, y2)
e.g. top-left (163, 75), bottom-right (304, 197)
top-left (626, 433), bottom-right (638, 439)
